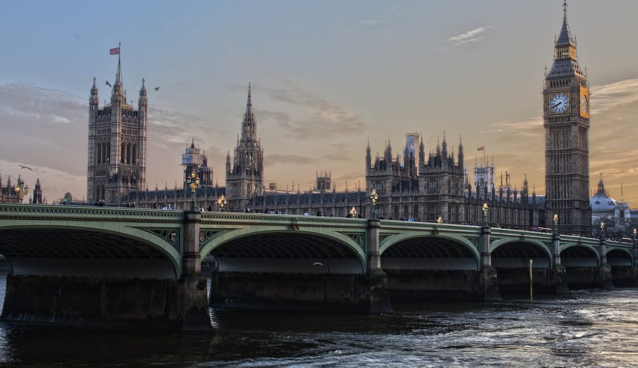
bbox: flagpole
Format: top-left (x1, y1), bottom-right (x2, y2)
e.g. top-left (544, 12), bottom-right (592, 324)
top-left (119, 42), bottom-right (122, 83)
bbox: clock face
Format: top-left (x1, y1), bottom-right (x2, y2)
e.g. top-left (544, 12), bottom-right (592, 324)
top-left (580, 94), bottom-right (588, 114)
top-left (550, 93), bottom-right (569, 114)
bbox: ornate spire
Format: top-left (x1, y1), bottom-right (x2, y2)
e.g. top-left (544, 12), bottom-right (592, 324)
top-left (246, 83), bottom-right (253, 114)
top-left (556, 1), bottom-right (574, 46)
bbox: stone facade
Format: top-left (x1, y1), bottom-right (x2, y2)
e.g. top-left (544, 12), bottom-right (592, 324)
top-left (87, 53), bottom-right (147, 205)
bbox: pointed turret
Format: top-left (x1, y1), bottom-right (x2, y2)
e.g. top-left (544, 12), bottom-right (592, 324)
top-left (457, 135), bottom-right (464, 167)
top-left (139, 78), bottom-right (147, 102)
top-left (366, 139), bottom-right (371, 172)
top-left (441, 131), bottom-right (448, 157)
top-left (418, 135), bottom-right (425, 167)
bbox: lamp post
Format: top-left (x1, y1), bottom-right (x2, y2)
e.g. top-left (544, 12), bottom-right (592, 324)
top-left (186, 171), bottom-right (200, 211)
top-left (14, 183), bottom-right (29, 204)
top-left (350, 206), bottom-right (357, 218)
top-left (600, 221), bottom-right (605, 240)
top-left (632, 228), bottom-right (636, 247)
top-left (553, 214), bottom-right (558, 234)
top-left (217, 194), bottom-right (227, 212)
top-left (437, 216), bottom-right (443, 224)
top-left (369, 188), bottom-right (378, 220)
top-left (482, 203), bottom-right (488, 227)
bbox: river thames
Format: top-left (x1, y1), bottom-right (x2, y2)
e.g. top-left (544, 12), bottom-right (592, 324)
top-left (0, 280), bottom-right (637, 367)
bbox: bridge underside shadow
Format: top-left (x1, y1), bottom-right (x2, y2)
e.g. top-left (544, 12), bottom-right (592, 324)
top-left (0, 229), bottom-right (176, 278)
top-left (491, 241), bottom-right (564, 295)
top-left (207, 232), bottom-right (376, 313)
top-left (561, 246), bottom-right (612, 290)
top-left (379, 237), bottom-right (494, 302)
top-left (607, 249), bottom-right (636, 287)
top-left (0, 228), bottom-right (208, 332)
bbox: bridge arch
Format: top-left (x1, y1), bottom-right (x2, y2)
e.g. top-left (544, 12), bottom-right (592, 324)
top-left (560, 244), bottom-right (601, 268)
top-left (200, 227), bottom-right (366, 274)
top-left (379, 233), bottom-right (480, 270)
top-left (0, 224), bottom-right (181, 279)
top-left (490, 238), bottom-right (553, 268)
top-left (606, 248), bottom-right (633, 267)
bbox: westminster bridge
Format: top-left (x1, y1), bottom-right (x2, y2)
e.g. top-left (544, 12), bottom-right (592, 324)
top-left (0, 204), bottom-right (636, 332)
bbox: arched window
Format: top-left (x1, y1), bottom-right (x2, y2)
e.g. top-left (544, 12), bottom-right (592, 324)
top-left (121, 143), bottom-right (126, 164)
top-left (97, 143), bottom-right (102, 165)
top-left (132, 144), bottom-right (137, 165)
top-left (106, 143), bottom-right (110, 164)
top-left (127, 143), bottom-right (132, 164)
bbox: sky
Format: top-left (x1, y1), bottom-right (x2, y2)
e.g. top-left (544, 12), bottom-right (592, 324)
top-left (1, 0), bottom-right (638, 205)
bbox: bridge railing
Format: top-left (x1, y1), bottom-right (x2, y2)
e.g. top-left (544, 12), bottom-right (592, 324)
top-left (0, 204), bottom-right (183, 222)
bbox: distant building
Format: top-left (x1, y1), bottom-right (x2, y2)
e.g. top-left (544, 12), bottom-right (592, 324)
top-left (0, 174), bottom-right (41, 204)
top-left (121, 140), bottom-right (224, 210)
top-left (32, 177), bottom-right (43, 204)
top-left (182, 139), bottom-right (213, 188)
top-left (590, 174), bottom-right (637, 238)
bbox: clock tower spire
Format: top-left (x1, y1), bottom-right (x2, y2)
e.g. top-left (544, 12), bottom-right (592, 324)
top-left (543, 0), bottom-right (591, 235)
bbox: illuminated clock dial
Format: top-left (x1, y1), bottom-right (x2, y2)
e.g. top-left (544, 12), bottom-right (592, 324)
top-left (550, 93), bottom-right (569, 114)
top-left (580, 94), bottom-right (589, 114)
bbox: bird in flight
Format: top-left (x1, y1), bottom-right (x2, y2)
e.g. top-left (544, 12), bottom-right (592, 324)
top-left (105, 80), bottom-right (112, 87)
top-left (154, 86), bottom-right (160, 91)
top-left (18, 165), bottom-right (33, 171)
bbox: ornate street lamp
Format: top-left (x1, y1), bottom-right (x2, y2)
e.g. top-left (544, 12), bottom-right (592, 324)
top-left (553, 214), bottom-right (558, 234)
top-left (217, 194), bottom-right (227, 212)
top-left (482, 203), bottom-right (488, 227)
top-left (632, 228), bottom-right (636, 246)
top-left (600, 221), bottom-right (605, 239)
top-left (350, 206), bottom-right (357, 218)
top-left (437, 216), bottom-right (443, 224)
top-left (14, 183), bottom-right (29, 204)
top-left (369, 188), bottom-right (378, 220)
top-left (186, 171), bottom-right (200, 211)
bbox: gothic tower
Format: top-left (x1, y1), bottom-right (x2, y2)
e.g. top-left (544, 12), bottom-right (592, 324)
top-left (543, 1), bottom-right (591, 235)
top-left (226, 84), bottom-right (264, 210)
top-left (87, 48), bottom-right (147, 204)
top-left (32, 177), bottom-right (43, 204)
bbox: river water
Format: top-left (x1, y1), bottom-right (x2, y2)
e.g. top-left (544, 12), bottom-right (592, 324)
top-left (0, 279), bottom-right (637, 368)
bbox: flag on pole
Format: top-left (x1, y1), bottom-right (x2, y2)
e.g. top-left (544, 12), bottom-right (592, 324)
top-left (477, 146), bottom-right (485, 151)
top-left (109, 47), bottom-right (120, 55)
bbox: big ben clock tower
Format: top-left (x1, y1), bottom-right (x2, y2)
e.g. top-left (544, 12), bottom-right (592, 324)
top-left (544, 1), bottom-right (591, 235)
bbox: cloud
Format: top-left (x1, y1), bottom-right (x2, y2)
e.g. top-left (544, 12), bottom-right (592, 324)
top-left (480, 77), bottom-right (638, 203)
top-left (269, 79), bottom-right (368, 140)
top-left (590, 78), bottom-right (638, 114)
top-left (447, 26), bottom-right (492, 47)
top-left (356, 19), bottom-right (380, 27)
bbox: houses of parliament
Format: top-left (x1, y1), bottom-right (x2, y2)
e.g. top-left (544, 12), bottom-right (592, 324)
top-left (86, 3), bottom-right (610, 236)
